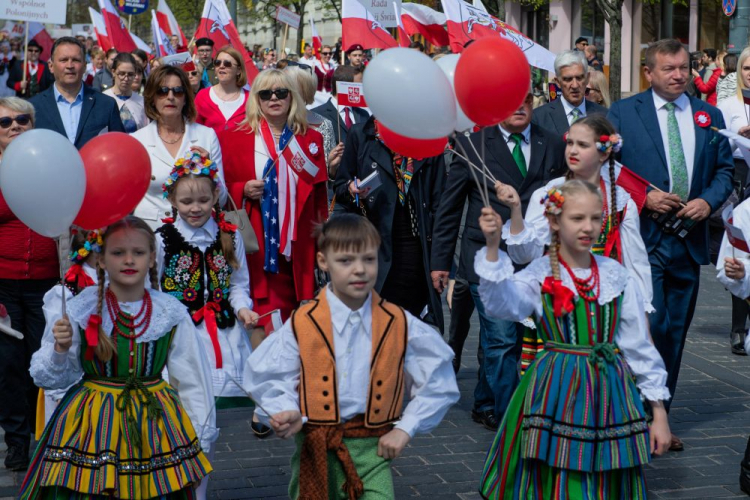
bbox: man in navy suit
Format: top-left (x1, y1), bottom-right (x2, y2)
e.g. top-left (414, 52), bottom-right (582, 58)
top-left (532, 50), bottom-right (607, 136)
top-left (608, 39), bottom-right (733, 451)
top-left (30, 37), bottom-right (124, 150)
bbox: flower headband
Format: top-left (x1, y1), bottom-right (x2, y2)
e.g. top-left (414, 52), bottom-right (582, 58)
top-left (541, 186), bottom-right (565, 215)
top-left (69, 229), bottom-right (103, 264)
top-left (162, 151), bottom-right (218, 198)
top-left (595, 134), bottom-right (623, 154)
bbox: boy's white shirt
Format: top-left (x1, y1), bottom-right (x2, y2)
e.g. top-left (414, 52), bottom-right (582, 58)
top-left (243, 287), bottom-right (460, 437)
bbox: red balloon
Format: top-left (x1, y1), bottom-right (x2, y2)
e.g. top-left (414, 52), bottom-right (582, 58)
top-left (454, 37), bottom-right (530, 126)
top-left (378, 123), bottom-right (447, 159)
top-left (74, 133), bottom-right (151, 230)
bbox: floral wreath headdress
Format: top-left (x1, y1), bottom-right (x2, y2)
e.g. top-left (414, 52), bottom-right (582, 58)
top-left (162, 151), bottom-right (218, 199)
top-left (69, 229), bottom-right (103, 264)
top-left (595, 134), bottom-right (623, 154)
top-left (541, 187), bottom-right (565, 215)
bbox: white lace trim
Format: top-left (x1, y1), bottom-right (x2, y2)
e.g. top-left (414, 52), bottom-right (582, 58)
top-left (474, 247), bottom-right (515, 283)
top-left (67, 287), bottom-right (191, 343)
top-left (30, 343), bottom-right (71, 390)
top-left (523, 255), bottom-right (629, 306)
top-left (501, 220), bottom-right (537, 246)
top-left (639, 386), bottom-right (671, 403)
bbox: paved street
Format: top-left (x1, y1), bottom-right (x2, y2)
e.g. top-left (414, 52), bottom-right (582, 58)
top-left (2, 266), bottom-right (750, 499)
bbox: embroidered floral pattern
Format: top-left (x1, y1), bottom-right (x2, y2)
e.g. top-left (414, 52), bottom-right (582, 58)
top-left (163, 251), bottom-right (201, 303)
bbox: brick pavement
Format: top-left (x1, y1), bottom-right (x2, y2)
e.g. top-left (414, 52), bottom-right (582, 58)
top-left (2, 266), bottom-right (750, 499)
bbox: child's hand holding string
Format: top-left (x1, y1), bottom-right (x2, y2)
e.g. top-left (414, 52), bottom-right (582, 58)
top-left (725, 257), bottom-right (746, 280)
top-left (269, 410), bottom-right (303, 439)
top-left (237, 308), bottom-right (260, 329)
top-left (53, 317), bottom-right (73, 353)
top-left (479, 207), bottom-right (503, 262)
top-left (494, 181), bottom-right (520, 210)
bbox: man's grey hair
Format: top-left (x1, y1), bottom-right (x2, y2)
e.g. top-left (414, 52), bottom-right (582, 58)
top-left (554, 50), bottom-right (588, 76)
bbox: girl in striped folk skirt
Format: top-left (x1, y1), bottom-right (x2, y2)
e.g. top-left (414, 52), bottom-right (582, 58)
top-left (20, 216), bottom-right (218, 499)
top-left (474, 180), bottom-right (671, 499)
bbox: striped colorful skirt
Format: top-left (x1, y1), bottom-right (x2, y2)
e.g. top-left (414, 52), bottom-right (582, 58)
top-left (20, 377), bottom-right (212, 499)
top-left (479, 342), bottom-right (650, 500)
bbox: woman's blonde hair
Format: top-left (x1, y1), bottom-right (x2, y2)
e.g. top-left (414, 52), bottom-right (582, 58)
top-left (285, 66), bottom-right (318, 105)
top-left (737, 47), bottom-right (750, 101)
top-left (238, 69), bottom-right (308, 135)
top-left (587, 71), bottom-right (611, 108)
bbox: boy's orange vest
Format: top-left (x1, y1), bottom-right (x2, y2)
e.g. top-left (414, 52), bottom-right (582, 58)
top-left (291, 289), bottom-right (408, 428)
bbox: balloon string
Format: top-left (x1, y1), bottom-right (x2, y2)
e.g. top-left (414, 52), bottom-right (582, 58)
top-left (465, 130), bottom-right (492, 207)
top-left (446, 149), bottom-right (497, 185)
top-left (56, 235), bottom-right (67, 317)
top-left (454, 135), bottom-right (490, 207)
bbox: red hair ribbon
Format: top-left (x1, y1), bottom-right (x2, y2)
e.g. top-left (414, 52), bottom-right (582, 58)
top-left (64, 264), bottom-right (95, 290)
top-left (84, 314), bottom-right (102, 361)
top-left (541, 276), bottom-right (575, 317)
top-left (217, 212), bottom-right (237, 234)
top-left (161, 217), bottom-right (175, 224)
top-left (192, 302), bottom-right (223, 368)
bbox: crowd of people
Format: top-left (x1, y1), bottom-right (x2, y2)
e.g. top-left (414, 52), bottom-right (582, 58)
top-left (1, 28), bottom-right (749, 499)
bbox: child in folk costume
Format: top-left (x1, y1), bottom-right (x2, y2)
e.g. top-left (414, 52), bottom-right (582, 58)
top-left (157, 151), bottom-right (259, 405)
top-left (476, 181), bottom-right (671, 499)
top-left (244, 214), bottom-right (460, 499)
top-left (35, 229), bottom-right (102, 437)
top-left (20, 216), bottom-right (217, 500)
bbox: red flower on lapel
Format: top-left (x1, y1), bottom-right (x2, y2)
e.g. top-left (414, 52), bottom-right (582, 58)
top-left (694, 111), bottom-right (711, 128)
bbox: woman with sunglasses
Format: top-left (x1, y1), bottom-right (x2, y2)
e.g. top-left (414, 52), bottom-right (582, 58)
top-left (218, 71), bottom-right (327, 437)
top-left (103, 53), bottom-right (148, 133)
top-left (188, 62), bottom-right (207, 96)
top-left (0, 97), bottom-right (58, 471)
top-left (195, 47), bottom-right (249, 135)
top-left (132, 65), bottom-right (227, 231)
top-left (585, 70), bottom-right (611, 108)
top-left (313, 45), bottom-right (335, 107)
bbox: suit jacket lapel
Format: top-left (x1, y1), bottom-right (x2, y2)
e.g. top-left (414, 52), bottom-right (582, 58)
top-left (553, 101), bottom-right (569, 135)
top-left (522, 127), bottom-right (546, 190)
top-left (44, 87), bottom-right (66, 136)
top-left (691, 98), bottom-right (708, 196)
top-left (143, 122), bottom-right (177, 168)
top-left (635, 89), bottom-right (668, 172)
top-left (483, 127), bottom-right (524, 187)
top-left (74, 90), bottom-right (95, 145)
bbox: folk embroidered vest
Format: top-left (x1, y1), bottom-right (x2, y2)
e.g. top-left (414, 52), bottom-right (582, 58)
top-left (157, 223), bottom-right (236, 329)
top-left (292, 289), bottom-right (408, 428)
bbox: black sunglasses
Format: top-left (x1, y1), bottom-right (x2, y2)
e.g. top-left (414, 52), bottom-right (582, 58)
top-left (321, 51), bottom-right (331, 55)
top-left (258, 88), bottom-right (290, 101)
top-left (156, 86), bottom-right (185, 98)
top-left (0, 114), bottom-right (30, 128)
top-left (214, 59), bottom-right (236, 68)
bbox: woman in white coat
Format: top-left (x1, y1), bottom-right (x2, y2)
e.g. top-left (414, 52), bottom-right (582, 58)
top-left (132, 65), bottom-right (227, 231)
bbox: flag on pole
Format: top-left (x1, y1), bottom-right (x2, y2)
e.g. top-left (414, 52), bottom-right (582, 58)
top-left (615, 165), bottom-right (649, 213)
top-left (131, 32), bottom-right (152, 55)
top-left (151, 9), bottom-right (175, 57)
top-left (88, 7), bottom-right (112, 53)
top-left (282, 137), bottom-right (320, 185)
top-left (441, 0), bottom-right (555, 72)
top-left (310, 16), bottom-right (323, 60)
top-left (194, 0), bottom-right (259, 84)
top-left (27, 23), bottom-right (53, 62)
top-left (336, 82), bottom-right (368, 107)
top-left (342, 0), bottom-right (398, 51)
top-left (400, 3), bottom-right (449, 47)
top-left (156, 0), bottom-right (188, 49)
top-left (394, 2), bottom-right (411, 48)
top-left (723, 204), bottom-right (750, 253)
top-left (98, 0), bottom-right (137, 52)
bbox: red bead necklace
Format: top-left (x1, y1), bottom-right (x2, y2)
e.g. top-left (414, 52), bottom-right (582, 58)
top-left (559, 254), bottom-right (600, 302)
top-left (105, 289), bottom-right (153, 339)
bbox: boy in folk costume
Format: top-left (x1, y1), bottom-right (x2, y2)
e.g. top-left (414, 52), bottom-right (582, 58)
top-left (244, 214), bottom-right (459, 499)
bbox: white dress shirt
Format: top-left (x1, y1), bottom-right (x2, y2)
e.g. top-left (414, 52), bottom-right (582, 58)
top-left (652, 92), bottom-right (695, 193)
top-left (561, 96), bottom-right (588, 125)
top-left (499, 124), bottom-right (531, 169)
top-left (243, 287), bottom-right (460, 437)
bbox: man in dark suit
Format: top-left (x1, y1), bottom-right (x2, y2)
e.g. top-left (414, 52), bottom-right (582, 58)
top-left (431, 91), bottom-right (567, 429)
top-left (608, 39), bottom-right (734, 451)
top-left (6, 40), bottom-right (53, 98)
top-left (532, 50), bottom-right (607, 136)
top-left (30, 37), bottom-right (124, 150)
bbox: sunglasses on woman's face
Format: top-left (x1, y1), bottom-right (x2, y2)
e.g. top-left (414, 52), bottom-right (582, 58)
top-left (0, 114), bottom-right (30, 128)
top-left (321, 51), bottom-right (331, 56)
top-left (258, 88), bottom-right (290, 101)
top-left (585, 87), bottom-right (600, 96)
top-left (214, 59), bottom-right (236, 69)
top-left (156, 86), bottom-right (185, 98)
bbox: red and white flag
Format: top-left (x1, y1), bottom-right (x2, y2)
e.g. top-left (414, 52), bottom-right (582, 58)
top-left (393, 2), bottom-right (411, 48)
top-left (310, 16), bottom-right (323, 60)
top-left (156, 0), bottom-right (188, 50)
top-left (98, 0), bottom-right (137, 52)
top-left (88, 7), bottom-right (112, 53)
top-left (194, 0), bottom-right (259, 84)
top-left (282, 137), bottom-right (320, 185)
top-left (1, 21), bottom-right (54, 61)
top-left (441, 0), bottom-right (555, 71)
top-left (342, 0), bottom-right (397, 51)
top-left (336, 82), bottom-right (368, 108)
top-left (131, 32), bottom-right (152, 55)
top-left (151, 9), bottom-right (175, 57)
top-left (161, 51), bottom-right (196, 72)
top-left (401, 3), bottom-right (449, 47)
top-left (723, 205), bottom-right (750, 253)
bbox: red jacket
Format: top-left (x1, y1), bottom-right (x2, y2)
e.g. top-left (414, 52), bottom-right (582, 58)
top-left (195, 87), bottom-right (249, 135)
top-left (694, 67), bottom-right (722, 106)
top-left (0, 192), bottom-right (58, 280)
top-left (218, 126), bottom-right (329, 303)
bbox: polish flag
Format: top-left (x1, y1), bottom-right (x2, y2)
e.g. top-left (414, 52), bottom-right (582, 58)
top-left (156, 0), bottom-right (188, 50)
top-left (151, 9), bottom-right (175, 57)
top-left (131, 32), bottom-right (152, 55)
top-left (194, 0), bottom-right (259, 84)
top-left (27, 23), bottom-right (53, 62)
top-left (98, 0), bottom-right (137, 52)
top-left (342, 0), bottom-right (398, 51)
top-left (310, 16), bottom-right (323, 60)
top-left (336, 82), bottom-right (368, 108)
top-left (88, 7), bottom-right (112, 53)
top-left (401, 3), bottom-right (449, 47)
top-left (393, 2), bottom-right (411, 48)
top-left (441, 0), bottom-right (555, 72)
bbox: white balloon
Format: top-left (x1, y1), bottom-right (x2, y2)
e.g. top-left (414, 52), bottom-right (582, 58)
top-left (363, 48), bottom-right (456, 139)
top-left (435, 54), bottom-right (476, 133)
top-left (0, 129), bottom-right (86, 238)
